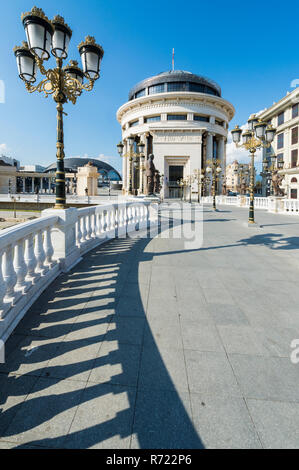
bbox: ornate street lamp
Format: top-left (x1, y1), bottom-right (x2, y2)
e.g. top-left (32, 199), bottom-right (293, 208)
top-left (206, 159), bottom-right (222, 210)
top-left (231, 116), bottom-right (276, 224)
top-left (14, 7), bottom-right (104, 209)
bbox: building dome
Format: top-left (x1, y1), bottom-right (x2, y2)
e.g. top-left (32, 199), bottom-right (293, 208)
top-left (129, 70), bottom-right (221, 101)
top-left (44, 157), bottom-right (121, 181)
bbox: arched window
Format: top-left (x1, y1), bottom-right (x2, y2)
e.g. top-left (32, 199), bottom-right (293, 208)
top-left (291, 177), bottom-right (297, 183)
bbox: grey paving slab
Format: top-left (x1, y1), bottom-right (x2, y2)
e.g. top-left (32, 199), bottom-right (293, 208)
top-left (246, 399), bottom-right (299, 449)
top-left (229, 354), bottom-right (299, 402)
top-left (64, 384), bottom-right (136, 449)
top-left (181, 320), bottom-right (224, 352)
top-left (185, 350), bottom-right (242, 397)
top-left (190, 394), bottom-right (262, 449)
top-left (88, 341), bottom-right (142, 387)
top-left (131, 389), bottom-right (203, 449)
top-left (207, 303), bottom-right (250, 326)
top-left (1, 377), bottom-right (85, 447)
top-left (138, 346), bottom-right (189, 392)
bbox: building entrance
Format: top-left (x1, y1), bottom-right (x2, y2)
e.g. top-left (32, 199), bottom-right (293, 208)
top-left (168, 165), bottom-right (184, 199)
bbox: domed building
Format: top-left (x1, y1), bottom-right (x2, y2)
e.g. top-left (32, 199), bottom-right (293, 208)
top-left (44, 157), bottom-right (121, 182)
top-left (117, 70), bottom-right (235, 198)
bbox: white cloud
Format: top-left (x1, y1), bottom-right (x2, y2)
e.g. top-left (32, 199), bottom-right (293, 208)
top-left (0, 143), bottom-right (9, 153)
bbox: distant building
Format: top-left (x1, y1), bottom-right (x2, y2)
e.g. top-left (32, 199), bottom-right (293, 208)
top-left (20, 164), bottom-right (46, 172)
top-left (226, 160), bottom-right (252, 194)
top-left (257, 87), bottom-right (299, 198)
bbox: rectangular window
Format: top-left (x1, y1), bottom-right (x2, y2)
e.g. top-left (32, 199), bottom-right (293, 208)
top-left (291, 149), bottom-right (298, 168)
top-left (292, 104), bottom-right (299, 119)
top-left (148, 84), bottom-right (165, 95)
top-left (291, 189), bottom-right (298, 199)
top-left (129, 120), bottom-right (139, 127)
top-left (277, 133), bottom-right (284, 149)
top-left (278, 112), bottom-right (284, 126)
top-left (291, 126), bottom-right (298, 145)
top-left (194, 115), bottom-right (209, 122)
top-left (145, 115), bottom-right (161, 123)
top-left (167, 82), bottom-right (186, 92)
top-left (167, 114), bottom-right (187, 121)
top-left (215, 119), bottom-right (224, 127)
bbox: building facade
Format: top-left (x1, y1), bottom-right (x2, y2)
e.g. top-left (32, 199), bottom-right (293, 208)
top-left (226, 160), bottom-right (251, 194)
top-left (117, 70), bottom-right (235, 198)
top-left (258, 87), bottom-right (299, 199)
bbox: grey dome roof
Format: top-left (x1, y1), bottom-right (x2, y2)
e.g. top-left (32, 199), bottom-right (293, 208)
top-left (44, 158), bottom-right (121, 180)
top-left (129, 70), bottom-right (221, 100)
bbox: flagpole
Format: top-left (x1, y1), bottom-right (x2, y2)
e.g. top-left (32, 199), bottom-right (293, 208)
top-left (172, 48), bottom-right (174, 72)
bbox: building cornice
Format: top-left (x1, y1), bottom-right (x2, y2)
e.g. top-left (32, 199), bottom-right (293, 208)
top-left (116, 92), bottom-right (235, 122)
top-left (258, 88), bottom-right (299, 119)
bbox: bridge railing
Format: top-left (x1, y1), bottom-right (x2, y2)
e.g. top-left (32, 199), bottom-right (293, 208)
top-left (0, 200), bottom-right (155, 343)
top-left (202, 195), bottom-right (299, 215)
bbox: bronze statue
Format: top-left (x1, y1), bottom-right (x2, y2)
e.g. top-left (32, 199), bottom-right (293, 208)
top-left (154, 170), bottom-right (161, 194)
top-left (272, 170), bottom-right (285, 196)
top-left (145, 154), bottom-right (156, 195)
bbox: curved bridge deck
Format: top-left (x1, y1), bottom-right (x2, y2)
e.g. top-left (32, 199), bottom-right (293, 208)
top-left (1, 204), bottom-right (299, 449)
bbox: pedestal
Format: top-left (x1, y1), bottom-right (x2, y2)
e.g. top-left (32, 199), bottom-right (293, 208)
top-left (268, 196), bottom-right (285, 214)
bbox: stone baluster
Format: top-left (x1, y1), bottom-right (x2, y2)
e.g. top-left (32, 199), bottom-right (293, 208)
top-left (76, 217), bottom-right (82, 246)
top-left (81, 215), bottom-right (87, 242)
top-left (35, 230), bottom-right (47, 275)
top-left (95, 212), bottom-right (102, 236)
top-left (14, 239), bottom-right (29, 292)
top-left (25, 234), bottom-right (39, 281)
top-left (3, 244), bottom-right (17, 301)
top-left (0, 250), bottom-right (7, 316)
top-left (44, 226), bottom-right (55, 267)
top-left (86, 213), bottom-right (92, 240)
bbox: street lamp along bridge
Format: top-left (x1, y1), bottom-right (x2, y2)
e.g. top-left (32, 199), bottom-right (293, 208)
top-left (13, 6), bottom-right (104, 209)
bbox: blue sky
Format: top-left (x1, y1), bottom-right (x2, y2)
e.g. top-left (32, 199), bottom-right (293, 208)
top-left (0, 0), bottom-right (298, 173)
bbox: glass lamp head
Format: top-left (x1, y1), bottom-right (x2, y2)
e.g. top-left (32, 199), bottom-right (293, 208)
top-left (254, 120), bottom-right (267, 139)
top-left (78, 36), bottom-right (104, 81)
top-left (13, 41), bottom-right (37, 82)
top-left (21, 6), bottom-right (54, 60)
top-left (231, 125), bottom-right (242, 144)
top-left (265, 125), bottom-right (276, 143)
top-left (51, 15), bottom-right (72, 59)
top-left (247, 114), bottom-right (259, 131)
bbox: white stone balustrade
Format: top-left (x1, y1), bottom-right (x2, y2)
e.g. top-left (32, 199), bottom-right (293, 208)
top-left (202, 195), bottom-right (299, 216)
top-left (0, 200), bottom-right (155, 344)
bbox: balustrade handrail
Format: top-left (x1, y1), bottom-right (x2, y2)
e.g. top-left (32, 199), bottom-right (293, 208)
top-left (0, 215), bottom-right (59, 247)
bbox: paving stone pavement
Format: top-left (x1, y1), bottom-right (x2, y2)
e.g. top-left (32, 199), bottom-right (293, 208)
top-left (1, 203), bottom-right (299, 449)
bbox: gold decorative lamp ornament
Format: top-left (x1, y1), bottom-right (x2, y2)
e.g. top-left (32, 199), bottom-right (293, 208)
top-left (14, 6), bottom-right (104, 209)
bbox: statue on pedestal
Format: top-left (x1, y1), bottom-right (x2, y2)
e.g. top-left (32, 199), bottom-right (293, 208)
top-left (145, 154), bottom-right (155, 196)
top-left (272, 170), bottom-right (285, 196)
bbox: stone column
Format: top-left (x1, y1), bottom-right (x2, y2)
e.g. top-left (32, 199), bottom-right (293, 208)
top-left (206, 133), bottom-right (214, 195)
top-left (22, 178), bottom-right (25, 193)
top-left (40, 177), bottom-right (44, 193)
top-left (122, 140), bottom-right (128, 194)
top-left (218, 136), bottom-right (225, 193)
top-left (206, 133), bottom-right (213, 161)
top-left (31, 177), bottom-right (34, 193)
